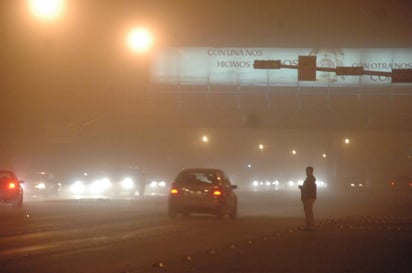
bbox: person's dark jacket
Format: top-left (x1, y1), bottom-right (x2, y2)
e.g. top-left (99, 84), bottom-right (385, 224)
top-left (300, 175), bottom-right (317, 201)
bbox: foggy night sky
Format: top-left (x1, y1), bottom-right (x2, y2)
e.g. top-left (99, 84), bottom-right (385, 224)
top-left (0, 0), bottom-right (411, 184)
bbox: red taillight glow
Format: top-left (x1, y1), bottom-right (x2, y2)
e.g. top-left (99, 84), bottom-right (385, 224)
top-left (213, 190), bottom-right (222, 196)
top-left (170, 188), bottom-right (179, 194)
top-left (9, 182), bottom-right (16, 189)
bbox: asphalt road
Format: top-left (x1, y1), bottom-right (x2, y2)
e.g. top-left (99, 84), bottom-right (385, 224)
top-left (0, 190), bottom-right (411, 273)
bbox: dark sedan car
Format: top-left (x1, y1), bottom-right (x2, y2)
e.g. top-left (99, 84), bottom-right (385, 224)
top-left (0, 170), bottom-right (24, 208)
top-left (168, 168), bottom-right (238, 219)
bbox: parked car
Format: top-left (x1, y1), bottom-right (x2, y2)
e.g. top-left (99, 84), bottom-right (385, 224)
top-left (0, 170), bottom-right (24, 208)
top-left (168, 168), bottom-right (238, 219)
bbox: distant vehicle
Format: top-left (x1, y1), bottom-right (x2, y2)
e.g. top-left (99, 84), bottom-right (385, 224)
top-left (341, 176), bottom-right (366, 190)
top-left (67, 172), bottom-right (112, 198)
top-left (66, 167), bottom-right (145, 198)
top-left (109, 167), bottom-right (146, 197)
top-left (146, 179), bottom-right (168, 196)
top-left (24, 171), bottom-right (62, 199)
top-left (168, 168), bottom-right (238, 219)
top-left (388, 175), bottom-right (412, 190)
top-left (0, 170), bottom-right (24, 208)
top-left (349, 182), bottom-right (366, 189)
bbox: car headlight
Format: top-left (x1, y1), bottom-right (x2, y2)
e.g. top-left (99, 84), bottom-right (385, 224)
top-left (70, 181), bottom-right (85, 194)
top-left (35, 182), bottom-right (46, 190)
top-left (90, 178), bottom-right (112, 194)
top-left (121, 178), bottom-right (134, 190)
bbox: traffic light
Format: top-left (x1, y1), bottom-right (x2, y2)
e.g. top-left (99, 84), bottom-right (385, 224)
top-left (298, 56), bottom-right (316, 81)
top-left (253, 60), bottom-right (281, 69)
top-left (392, 69), bottom-right (412, 83)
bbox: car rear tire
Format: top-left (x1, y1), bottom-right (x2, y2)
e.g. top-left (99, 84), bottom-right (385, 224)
top-left (12, 196), bottom-right (23, 208)
top-left (168, 206), bottom-right (178, 219)
top-left (229, 204), bottom-right (237, 219)
top-left (216, 207), bottom-right (226, 220)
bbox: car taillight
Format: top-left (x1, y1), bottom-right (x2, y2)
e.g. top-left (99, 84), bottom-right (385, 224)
top-left (170, 188), bottom-right (179, 195)
top-left (213, 190), bottom-right (222, 196)
top-left (9, 182), bottom-right (16, 189)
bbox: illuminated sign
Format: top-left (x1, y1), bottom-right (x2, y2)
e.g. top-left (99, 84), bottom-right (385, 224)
top-left (150, 48), bottom-right (412, 87)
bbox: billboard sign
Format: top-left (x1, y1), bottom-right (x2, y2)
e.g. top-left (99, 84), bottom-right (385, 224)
top-left (150, 48), bottom-right (412, 87)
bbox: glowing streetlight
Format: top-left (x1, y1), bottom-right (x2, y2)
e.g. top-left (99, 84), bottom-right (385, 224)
top-left (29, 0), bottom-right (64, 20)
top-left (202, 135), bottom-right (209, 143)
top-left (292, 149), bottom-right (297, 155)
top-left (258, 144), bottom-right (264, 150)
top-left (322, 153), bottom-right (327, 158)
top-left (344, 138), bottom-right (350, 144)
top-left (127, 27), bottom-right (153, 53)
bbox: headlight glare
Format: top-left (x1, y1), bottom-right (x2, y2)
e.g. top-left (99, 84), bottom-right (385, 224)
top-left (121, 178), bottom-right (134, 189)
top-left (70, 181), bottom-right (85, 194)
top-left (35, 182), bottom-right (46, 189)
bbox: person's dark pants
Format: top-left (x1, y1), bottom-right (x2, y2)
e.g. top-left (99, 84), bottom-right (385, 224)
top-left (302, 198), bottom-right (315, 230)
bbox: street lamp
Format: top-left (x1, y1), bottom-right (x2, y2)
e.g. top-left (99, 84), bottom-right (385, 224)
top-left (344, 138), bottom-right (350, 144)
top-left (258, 144), bottom-right (264, 151)
top-left (29, 0), bottom-right (64, 20)
top-left (127, 27), bottom-right (153, 53)
top-left (292, 149), bottom-right (297, 155)
top-left (202, 135), bottom-right (209, 143)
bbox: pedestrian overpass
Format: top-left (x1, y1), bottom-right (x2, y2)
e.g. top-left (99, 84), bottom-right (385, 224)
top-left (143, 47), bottom-right (412, 131)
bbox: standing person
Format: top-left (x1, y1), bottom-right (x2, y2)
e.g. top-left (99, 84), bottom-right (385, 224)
top-left (298, 166), bottom-right (317, 231)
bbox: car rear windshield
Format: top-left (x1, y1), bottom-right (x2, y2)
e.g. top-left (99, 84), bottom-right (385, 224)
top-left (0, 172), bottom-right (14, 182)
top-left (175, 171), bottom-right (219, 185)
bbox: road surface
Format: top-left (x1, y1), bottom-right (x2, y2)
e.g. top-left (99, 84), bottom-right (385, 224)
top-left (1, 190), bottom-right (411, 273)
